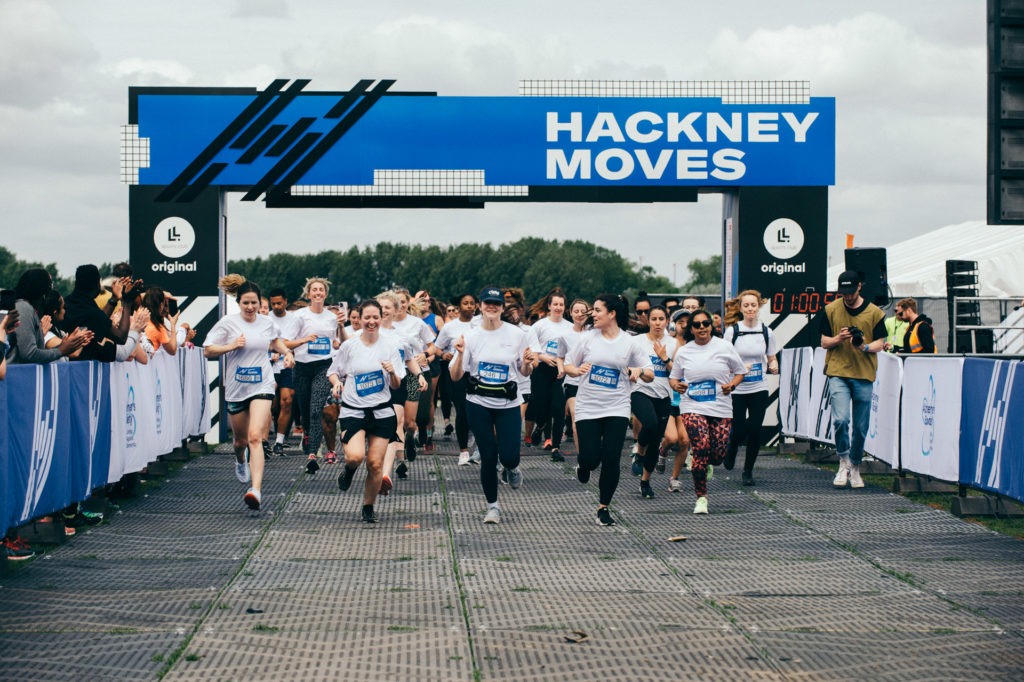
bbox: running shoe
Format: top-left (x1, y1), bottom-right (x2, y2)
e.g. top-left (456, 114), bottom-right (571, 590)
top-left (244, 488), bottom-right (261, 511)
top-left (235, 459), bottom-right (251, 483)
top-left (630, 454), bottom-right (643, 477)
top-left (469, 449), bottom-right (481, 464)
top-left (543, 438), bottom-right (553, 451)
top-left (324, 451), bottom-right (338, 465)
top-left (361, 505), bottom-right (378, 523)
top-left (500, 467), bottom-right (509, 485)
top-left (338, 466), bottom-right (356, 491)
top-left (272, 443), bottom-right (286, 457)
top-left (524, 436), bottom-right (533, 447)
top-left (656, 454), bottom-right (666, 474)
top-left (596, 507), bottom-right (615, 526)
top-left (505, 467), bottom-right (523, 490)
top-left (458, 451), bottom-right (471, 466)
top-left (531, 427), bottom-right (543, 446)
top-left (685, 453), bottom-right (693, 471)
top-left (425, 431), bottom-right (434, 453)
top-left (550, 447), bottom-right (565, 462)
top-left (405, 438), bottom-right (417, 462)
top-left (640, 480), bottom-right (655, 499)
top-left (444, 422), bottom-right (454, 438)
top-left (396, 461), bottom-right (409, 479)
top-left (483, 507), bottom-right (501, 524)
top-left (2, 536), bottom-right (35, 561)
top-left (693, 496), bottom-right (709, 514)
top-left (631, 443), bottom-right (639, 456)
top-left (379, 475), bottom-right (393, 496)
top-left (305, 454), bottom-right (319, 475)
top-left (668, 478), bottom-right (683, 493)
top-left (262, 439), bottom-right (271, 454)
top-left (849, 464), bottom-right (865, 489)
top-left (575, 464), bottom-right (590, 484)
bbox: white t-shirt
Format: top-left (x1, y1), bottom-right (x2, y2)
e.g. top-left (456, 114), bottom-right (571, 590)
top-left (204, 314), bottom-right (280, 402)
top-left (515, 322), bottom-right (533, 396)
top-left (669, 336), bottom-right (747, 419)
top-left (723, 322), bottom-right (778, 395)
top-left (435, 318), bottom-right (475, 355)
top-left (392, 314), bottom-right (436, 353)
top-left (562, 326), bottom-right (589, 387)
top-left (633, 332), bottom-right (678, 400)
top-left (527, 317), bottom-right (573, 358)
top-left (292, 307), bottom-right (339, 364)
top-left (327, 335), bottom-right (406, 419)
top-left (270, 310), bottom-right (304, 372)
top-left (460, 322), bottom-right (530, 410)
top-left (566, 329), bottom-right (651, 421)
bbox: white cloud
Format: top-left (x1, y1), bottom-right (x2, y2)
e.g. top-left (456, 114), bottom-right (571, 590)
top-left (105, 58), bottom-right (194, 85)
top-left (232, 0), bottom-right (289, 19)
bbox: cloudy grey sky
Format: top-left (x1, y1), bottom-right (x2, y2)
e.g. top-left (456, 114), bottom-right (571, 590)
top-left (0, 1), bottom-right (985, 285)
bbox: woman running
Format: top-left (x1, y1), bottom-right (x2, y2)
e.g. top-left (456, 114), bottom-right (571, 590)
top-left (414, 290), bottom-right (445, 453)
top-left (669, 309), bottom-right (746, 514)
top-left (450, 287), bottom-right (534, 524)
top-left (666, 309), bottom-right (692, 491)
top-left (564, 294), bottom-right (653, 526)
top-left (327, 300), bottom-right (405, 523)
top-left (291, 277), bottom-right (346, 474)
top-left (203, 275), bottom-right (294, 511)
top-left (435, 292), bottom-right (478, 465)
top-left (630, 305), bottom-right (678, 499)
top-left (525, 288), bottom-right (572, 452)
top-left (391, 288), bottom-right (438, 461)
top-left (437, 299), bottom-right (462, 439)
top-left (561, 298), bottom-right (592, 459)
top-left (723, 290), bottom-right (779, 486)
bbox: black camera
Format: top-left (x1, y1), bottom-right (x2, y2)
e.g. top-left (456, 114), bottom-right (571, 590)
top-left (127, 280), bottom-right (146, 300)
top-left (847, 325), bottom-right (864, 347)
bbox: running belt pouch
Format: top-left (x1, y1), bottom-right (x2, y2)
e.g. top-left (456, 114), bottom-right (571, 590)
top-left (467, 375), bottom-right (518, 400)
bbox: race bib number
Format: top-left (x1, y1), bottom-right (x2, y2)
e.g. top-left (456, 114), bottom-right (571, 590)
top-left (236, 366), bottom-right (263, 384)
top-left (307, 336), bottom-right (331, 356)
top-left (355, 370), bottom-right (385, 397)
top-left (651, 355), bottom-right (669, 378)
top-left (478, 361), bottom-right (509, 384)
top-left (544, 339), bottom-right (560, 355)
top-left (687, 379), bottom-right (717, 402)
top-left (589, 365), bottom-right (620, 389)
top-left (743, 362), bottom-right (763, 383)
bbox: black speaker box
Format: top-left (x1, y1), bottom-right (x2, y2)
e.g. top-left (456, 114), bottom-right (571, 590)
top-left (844, 247), bottom-right (888, 306)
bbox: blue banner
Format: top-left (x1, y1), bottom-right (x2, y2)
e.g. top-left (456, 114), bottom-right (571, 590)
top-left (959, 358), bottom-right (1024, 504)
top-left (68, 362), bottom-right (111, 499)
top-left (137, 91), bottom-right (835, 188)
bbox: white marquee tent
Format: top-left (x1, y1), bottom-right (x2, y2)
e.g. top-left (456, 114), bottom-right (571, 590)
top-left (827, 220), bottom-right (1024, 299)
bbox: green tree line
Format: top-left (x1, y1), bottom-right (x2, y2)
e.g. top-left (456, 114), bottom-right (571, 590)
top-left (228, 238), bottom-right (683, 304)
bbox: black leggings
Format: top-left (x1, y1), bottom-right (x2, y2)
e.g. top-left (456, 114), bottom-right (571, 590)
top-left (295, 359), bottom-right (332, 456)
top-left (630, 392), bottom-right (671, 472)
top-left (450, 375), bottom-right (470, 449)
top-left (575, 416), bottom-right (629, 506)
top-left (727, 390), bottom-right (770, 473)
top-left (466, 402), bottom-right (522, 504)
top-left (438, 360), bottom-right (454, 420)
top-left (526, 363), bottom-right (565, 447)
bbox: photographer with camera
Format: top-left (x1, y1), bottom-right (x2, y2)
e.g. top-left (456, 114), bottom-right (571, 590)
top-left (819, 270), bottom-right (886, 490)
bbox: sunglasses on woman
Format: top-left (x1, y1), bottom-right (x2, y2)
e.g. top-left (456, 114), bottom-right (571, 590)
top-left (691, 319), bottom-right (713, 329)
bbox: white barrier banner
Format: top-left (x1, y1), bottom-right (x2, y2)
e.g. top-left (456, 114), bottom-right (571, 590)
top-left (810, 348), bottom-right (834, 444)
top-left (151, 351), bottom-right (183, 455)
top-left (864, 352), bottom-right (903, 467)
top-left (108, 364), bottom-right (133, 482)
top-left (128, 361), bottom-right (158, 473)
top-left (181, 347), bottom-right (212, 437)
top-left (901, 357), bottom-right (963, 483)
top-left (779, 348), bottom-right (814, 438)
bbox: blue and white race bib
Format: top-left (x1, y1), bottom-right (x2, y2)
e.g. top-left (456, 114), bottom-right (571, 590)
top-left (355, 370), bottom-right (385, 397)
top-left (589, 365), bottom-right (620, 389)
top-left (651, 355), bottom-right (669, 378)
top-left (236, 366), bottom-right (262, 384)
top-left (687, 379), bottom-right (717, 402)
top-left (743, 362), bottom-right (763, 383)
top-left (544, 339), bottom-right (560, 356)
top-left (478, 361), bottom-right (509, 384)
top-left (307, 336), bottom-right (331, 356)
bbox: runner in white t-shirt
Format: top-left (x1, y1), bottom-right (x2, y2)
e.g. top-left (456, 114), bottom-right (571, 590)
top-left (669, 309), bottom-right (746, 515)
top-left (204, 276), bottom-right (294, 512)
top-left (561, 298), bottom-right (592, 459)
top-left (327, 300), bottom-right (406, 524)
top-left (391, 288), bottom-right (438, 461)
top-left (450, 287), bottom-right (534, 525)
top-left (525, 289), bottom-right (573, 453)
top-left (629, 306), bottom-right (678, 499)
top-left (564, 294), bottom-right (653, 528)
top-left (435, 292), bottom-right (478, 464)
top-left (267, 288), bottom-right (303, 456)
top-left (722, 290), bottom-right (779, 486)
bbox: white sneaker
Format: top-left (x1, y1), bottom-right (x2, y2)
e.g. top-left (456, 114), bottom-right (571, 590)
top-left (833, 456), bottom-right (851, 488)
top-left (244, 488), bottom-right (261, 510)
top-left (693, 496), bottom-right (709, 514)
top-left (469, 449), bottom-right (481, 464)
top-left (849, 463), bottom-right (864, 489)
top-left (684, 453), bottom-right (693, 471)
top-left (458, 451), bottom-right (471, 466)
top-left (668, 478), bottom-right (683, 493)
top-left (484, 507), bottom-right (501, 524)
top-left (235, 460), bottom-right (250, 483)
top-left (505, 467), bottom-right (523, 489)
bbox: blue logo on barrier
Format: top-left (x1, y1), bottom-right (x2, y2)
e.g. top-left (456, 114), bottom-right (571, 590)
top-left (126, 378), bottom-right (137, 448)
top-left (921, 375), bottom-right (935, 457)
top-left (155, 377), bottom-right (163, 435)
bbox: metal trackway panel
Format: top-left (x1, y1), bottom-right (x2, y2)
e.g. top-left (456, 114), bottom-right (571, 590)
top-left (2, 435), bottom-right (1024, 681)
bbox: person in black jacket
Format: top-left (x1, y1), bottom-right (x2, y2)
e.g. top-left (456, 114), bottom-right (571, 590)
top-left (60, 264), bottom-right (135, 362)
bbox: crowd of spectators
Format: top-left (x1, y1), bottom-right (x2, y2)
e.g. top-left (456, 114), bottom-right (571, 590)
top-left (1, 262), bottom-right (193, 561)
